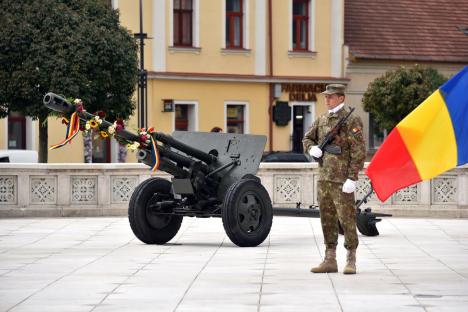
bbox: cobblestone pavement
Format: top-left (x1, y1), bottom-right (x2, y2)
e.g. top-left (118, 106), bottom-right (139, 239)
top-left (0, 216), bottom-right (467, 312)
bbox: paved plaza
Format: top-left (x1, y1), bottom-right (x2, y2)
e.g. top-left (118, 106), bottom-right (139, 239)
top-left (0, 216), bottom-right (467, 312)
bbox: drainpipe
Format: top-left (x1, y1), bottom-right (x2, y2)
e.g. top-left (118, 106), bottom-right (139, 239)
top-left (268, 0), bottom-right (274, 152)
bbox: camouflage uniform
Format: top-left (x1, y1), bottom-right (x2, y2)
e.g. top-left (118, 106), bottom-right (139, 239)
top-left (303, 106), bottom-right (366, 250)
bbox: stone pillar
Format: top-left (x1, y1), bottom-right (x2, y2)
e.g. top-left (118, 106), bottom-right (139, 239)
top-left (57, 173), bottom-right (70, 208)
top-left (419, 180), bottom-right (432, 207)
top-left (459, 169), bottom-right (468, 207)
top-left (98, 174), bottom-right (111, 208)
top-left (17, 173), bottom-right (29, 208)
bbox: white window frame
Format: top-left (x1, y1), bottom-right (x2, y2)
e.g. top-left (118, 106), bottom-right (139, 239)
top-left (254, 0), bottom-right (266, 74)
top-left (222, 0), bottom-right (249, 49)
top-left (172, 101), bottom-right (199, 132)
top-left (224, 101), bottom-right (249, 134)
top-left (330, 0), bottom-right (343, 76)
top-left (290, 101), bottom-right (315, 150)
top-left (25, 117), bottom-right (36, 150)
top-left (169, 0), bottom-right (200, 48)
top-left (153, 0), bottom-right (166, 70)
top-left (289, 0), bottom-right (315, 51)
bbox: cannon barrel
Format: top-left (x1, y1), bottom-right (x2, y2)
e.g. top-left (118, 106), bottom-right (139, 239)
top-left (43, 92), bottom-right (217, 166)
top-left (158, 145), bottom-right (203, 170)
top-left (152, 132), bottom-right (217, 165)
top-left (44, 93), bottom-right (140, 142)
top-left (137, 149), bottom-right (189, 178)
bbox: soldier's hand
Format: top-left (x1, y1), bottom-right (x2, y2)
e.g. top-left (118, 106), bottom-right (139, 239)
top-left (342, 179), bottom-right (356, 193)
top-left (309, 146), bottom-right (323, 158)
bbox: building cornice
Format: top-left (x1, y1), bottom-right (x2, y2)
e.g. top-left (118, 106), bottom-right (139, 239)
top-left (148, 71), bottom-right (349, 84)
top-left (349, 52), bottom-right (468, 64)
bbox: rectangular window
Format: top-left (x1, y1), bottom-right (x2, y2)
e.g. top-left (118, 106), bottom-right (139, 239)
top-left (174, 0), bottom-right (193, 47)
top-left (226, 0), bottom-right (243, 49)
top-left (226, 105), bottom-right (245, 134)
top-left (292, 0), bottom-right (309, 51)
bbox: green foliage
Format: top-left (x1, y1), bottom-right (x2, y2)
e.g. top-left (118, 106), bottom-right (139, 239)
top-left (0, 0), bottom-right (138, 121)
top-left (362, 65), bottom-right (447, 131)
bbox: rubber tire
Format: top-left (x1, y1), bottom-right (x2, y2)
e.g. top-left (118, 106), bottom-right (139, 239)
top-left (222, 179), bottom-right (273, 247)
top-left (128, 178), bottom-right (183, 244)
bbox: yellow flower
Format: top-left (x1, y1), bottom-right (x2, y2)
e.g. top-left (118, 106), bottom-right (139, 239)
top-left (89, 120), bottom-right (99, 129)
top-left (85, 121), bottom-right (91, 130)
top-left (127, 142), bottom-right (140, 151)
top-left (100, 131), bottom-right (109, 138)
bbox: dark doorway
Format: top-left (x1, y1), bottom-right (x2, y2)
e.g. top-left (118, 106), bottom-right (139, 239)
top-left (92, 138), bottom-right (111, 163)
top-left (292, 105), bottom-right (308, 153)
top-left (8, 113), bottom-right (26, 149)
top-left (175, 104), bottom-right (189, 131)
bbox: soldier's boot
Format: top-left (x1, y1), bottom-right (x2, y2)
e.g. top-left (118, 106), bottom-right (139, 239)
top-left (343, 249), bottom-right (356, 274)
top-left (311, 248), bottom-right (338, 273)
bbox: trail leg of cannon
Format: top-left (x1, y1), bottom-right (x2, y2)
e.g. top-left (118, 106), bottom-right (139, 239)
top-left (272, 187), bottom-right (391, 237)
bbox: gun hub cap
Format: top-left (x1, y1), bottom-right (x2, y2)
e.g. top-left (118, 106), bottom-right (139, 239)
top-left (238, 192), bottom-right (262, 233)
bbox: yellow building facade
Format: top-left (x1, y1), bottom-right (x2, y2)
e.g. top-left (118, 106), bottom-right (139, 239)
top-left (1, 0), bottom-right (348, 162)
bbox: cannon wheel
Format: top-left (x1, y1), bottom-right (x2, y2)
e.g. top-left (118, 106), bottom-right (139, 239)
top-left (222, 178), bottom-right (273, 247)
top-left (129, 178), bottom-right (183, 244)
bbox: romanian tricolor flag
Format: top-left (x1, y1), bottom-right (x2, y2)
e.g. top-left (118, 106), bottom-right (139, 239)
top-left (366, 66), bottom-right (468, 202)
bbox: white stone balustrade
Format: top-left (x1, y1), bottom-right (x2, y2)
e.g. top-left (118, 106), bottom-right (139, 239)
top-left (1, 163), bottom-right (467, 218)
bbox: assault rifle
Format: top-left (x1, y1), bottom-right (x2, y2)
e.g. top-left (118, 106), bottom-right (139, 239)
top-left (314, 107), bottom-right (355, 163)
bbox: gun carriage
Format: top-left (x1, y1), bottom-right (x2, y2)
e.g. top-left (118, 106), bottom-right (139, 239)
top-left (44, 92), bottom-right (389, 247)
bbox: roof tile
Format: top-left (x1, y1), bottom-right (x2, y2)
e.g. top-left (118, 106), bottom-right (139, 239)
top-left (344, 0), bottom-right (468, 62)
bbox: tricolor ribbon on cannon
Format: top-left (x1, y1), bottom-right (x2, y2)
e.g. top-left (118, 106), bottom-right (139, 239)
top-left (48, 112), bottom-right (80, 150)
top-left (45, 94), bottom-right (161, 172)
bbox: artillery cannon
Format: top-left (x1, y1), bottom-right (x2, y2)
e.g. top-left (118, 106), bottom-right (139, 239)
top-left (44, 92), bottom-right (389, 247)
top-left (44, 92), bottom-right (272, 247)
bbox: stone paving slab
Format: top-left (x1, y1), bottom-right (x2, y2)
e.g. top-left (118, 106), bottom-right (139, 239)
top-left (0, 217), bottom-right (467, 312)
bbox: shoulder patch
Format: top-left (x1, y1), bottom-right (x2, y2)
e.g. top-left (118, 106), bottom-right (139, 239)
top-left (351, 127), bottom-right (361, 135)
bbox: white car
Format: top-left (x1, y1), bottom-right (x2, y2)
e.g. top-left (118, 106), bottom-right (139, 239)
top-left (0, 150), bottom-right (38, 163)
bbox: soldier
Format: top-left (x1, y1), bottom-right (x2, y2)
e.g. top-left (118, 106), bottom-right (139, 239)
top-left (302, 84), bottom-right (366, 274)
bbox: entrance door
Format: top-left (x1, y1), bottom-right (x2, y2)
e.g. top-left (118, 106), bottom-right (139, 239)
top-left (291, 102), bottom-right (314, 153)
top-left (174, 103), bottom-right (197, 131)
top-left (8, 113), bottom-right (26, 149)
top-left (92, 138), bottom-right (111, 163)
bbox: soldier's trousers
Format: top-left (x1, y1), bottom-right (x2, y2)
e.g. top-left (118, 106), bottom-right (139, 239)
top-left (317, 180), bottom-right (359, 250)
